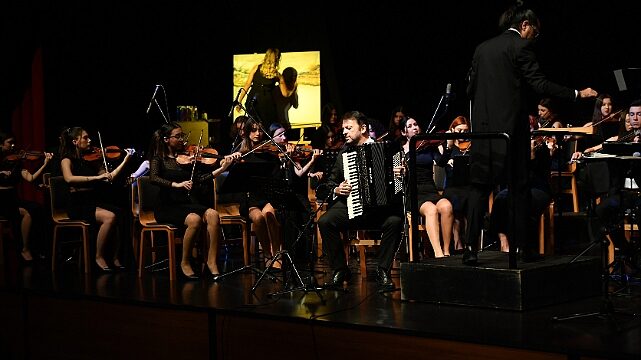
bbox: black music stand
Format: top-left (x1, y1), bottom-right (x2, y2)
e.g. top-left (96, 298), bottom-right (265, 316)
top-left (212, 159), bottom-right (280, 282)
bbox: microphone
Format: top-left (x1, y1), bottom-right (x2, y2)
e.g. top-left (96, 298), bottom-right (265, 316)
top-left (228, 88), bottom-right (243, 118)
top-left (146, 85), bottom-right (160, 114)
top-left (444, 83), bottom-right (452, 101)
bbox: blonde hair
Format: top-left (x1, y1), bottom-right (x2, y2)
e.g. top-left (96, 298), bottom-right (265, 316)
top-left (259, 48), bottom-right (281, 79)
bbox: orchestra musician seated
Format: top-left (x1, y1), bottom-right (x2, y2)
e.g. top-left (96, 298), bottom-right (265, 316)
top-left (318, 111), bottom-right (403, 290)
top-left (149, 123), bottom-right (240, 278)
top-left (393, 116), bottom-right (454, 258)
top-left (1, 131), bottom-right (54, 262)
top-left (59, 127), bottom-right (133, 272)
top-left (237, 119), bottom-right (283, 269)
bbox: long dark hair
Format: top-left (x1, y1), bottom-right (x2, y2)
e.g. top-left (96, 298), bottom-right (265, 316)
top-left (150, 122), bottom-right (181, 159)
top-left (58, 127), bottom-right (85, 159)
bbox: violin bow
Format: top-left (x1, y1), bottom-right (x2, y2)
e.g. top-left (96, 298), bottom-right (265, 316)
top-left (188, 130), bottom-right (204, 196)
top-left (97, 131), bottom-right (111, 178)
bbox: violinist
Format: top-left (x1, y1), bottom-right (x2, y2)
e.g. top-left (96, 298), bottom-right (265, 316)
top-left (585, 100), bottom-right (641, 258)
top-left (393, 117), bottom-right (454, 258)
top-left (1, 131), bottom-right (53, 262)
top-left (238, 119), bottom-right (282, 269)
top-left (442, 116), bottom-right (471, 252)
top-left (149, 123), bottom-right (239, 278)
top-left (59, 127), bottom-right (133, 271)
top-left (270, 123), bottom-right (319, 259)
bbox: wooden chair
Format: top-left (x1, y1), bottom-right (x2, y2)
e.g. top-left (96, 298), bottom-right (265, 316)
top-left (46, 175), bottom-right (92, 274)
top-left (346, 230), bottom-right (381, 278)
top-left (130, 178), bottom-right (141, 264)
top-left (550, 140), bottom-right (579, 213)
top-left (136, 176), bottom-right (181, 281)
top-left (538, 201), bottom-right (555, 255)
top-left (214, 175), bottom-right (251, 266)
top-left (309, 177), bottom-right (329, 258)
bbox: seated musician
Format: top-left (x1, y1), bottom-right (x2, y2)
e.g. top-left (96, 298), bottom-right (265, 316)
top-left (588, 100), bottom-right (641, 253)
top-left (393, 116), bottom-right (454, 258)
top-left (59, 127), bottom-right (132, 272)
top-left (490, 133), bottom-right (553, 252)
top-left (442, 116), bottom-right (471, 252)
top-left (149, 123), bottom-right (240, 279)
top-left (1, 131), bottom-right (53, 262)
top-left (317, 111), bottom-right (403, 290)
top-left (238, 119), bottom-right (283, 269)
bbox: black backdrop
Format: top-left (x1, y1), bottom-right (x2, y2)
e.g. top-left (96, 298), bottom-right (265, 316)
top-left (2, 0), bottom-right (639, 152)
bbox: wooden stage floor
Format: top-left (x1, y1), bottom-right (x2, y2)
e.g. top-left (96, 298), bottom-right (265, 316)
top-left (1, 245), bottom-right (640, 360)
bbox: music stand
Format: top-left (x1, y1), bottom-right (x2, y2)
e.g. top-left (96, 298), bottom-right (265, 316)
top-left (212, 158), bottom-right (280, 282)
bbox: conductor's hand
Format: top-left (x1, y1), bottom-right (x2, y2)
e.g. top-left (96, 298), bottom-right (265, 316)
top-left (579, 88), bottom-right (598, 99)
top-left (173, 180), bottom-right (193, 190)
top-left (335, 181), bottom-right (352, 196)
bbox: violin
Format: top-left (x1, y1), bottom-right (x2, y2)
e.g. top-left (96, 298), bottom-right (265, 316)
top-left (3, 149), bottom-right (49, 161)
top-left (82, 146), bottom-right (135, 162)
top-left (457, 140), bottom-right (471, 152)
top-left (176, 145), bottom-right (224, 166)
top-left (288, 144), bottom-right (322, 162)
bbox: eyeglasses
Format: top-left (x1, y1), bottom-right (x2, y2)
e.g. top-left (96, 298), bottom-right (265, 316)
top-left (167, 133), bottom-right (186, 139)
top-left (630, 112), bottom-right (641, 118)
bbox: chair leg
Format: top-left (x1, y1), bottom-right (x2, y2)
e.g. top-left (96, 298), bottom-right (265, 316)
top-left (168, 230), bottom-right (176, 281)
top-left (82, 226), bottom-right (91, 274)
top-left (0, 222), bottom-right (4, 265)
top-left (242, 223), bottom-right (249, 266)
top-left (52, 227), bottom-right (59, 272)
top-left (359, 245), bottom-right (367, 278)
top-left (138, 230), bottom-right (146, 278)
top-left (571, 176), bottom-right (579, 213)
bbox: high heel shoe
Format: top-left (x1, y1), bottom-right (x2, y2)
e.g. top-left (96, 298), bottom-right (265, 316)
top-left (203, 266), bottom-right (220, 279)
top-left (96, 262), bottom-right (114, 273)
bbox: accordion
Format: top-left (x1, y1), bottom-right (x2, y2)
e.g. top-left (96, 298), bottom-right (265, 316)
top-left (342, 141), bottom-right (403, 219)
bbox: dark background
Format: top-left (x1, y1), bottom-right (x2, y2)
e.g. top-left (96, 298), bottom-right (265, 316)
top-left (2, 0), bottom-right (640, 152)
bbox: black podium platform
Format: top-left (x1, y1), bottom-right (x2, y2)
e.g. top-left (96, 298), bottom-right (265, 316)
top-left (400, 252), bottom-right (601, 311)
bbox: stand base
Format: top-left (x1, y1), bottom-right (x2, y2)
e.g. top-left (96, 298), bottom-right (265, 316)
top-left (400, 252), bottom-right (601, 310)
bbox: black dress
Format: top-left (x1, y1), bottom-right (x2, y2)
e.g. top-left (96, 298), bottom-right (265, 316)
top-left (149, 156), bottom-right (213, 226)
top-left (409, 145), bottom-right (450, 206)
top-left (246, 64), bottom-right (278, 129)
top-left (63, 156), bottom-right (122, 224)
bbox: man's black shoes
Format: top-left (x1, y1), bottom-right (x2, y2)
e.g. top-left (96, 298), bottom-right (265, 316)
top-left (324, 268), bottom-right (351, 288)
top-left (376, 267), bottom-right (394, 290)
top-left (462, 246), bottom-right (478, 265)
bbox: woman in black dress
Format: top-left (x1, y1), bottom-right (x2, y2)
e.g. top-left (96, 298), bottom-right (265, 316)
top-left (236, 48), bottom-right (281, 129)
top-left (59, 127), bottom-right (132, 271)
top-left (149, 123), bottom-right (240, 278)
top-left (394, 117), bottom-right (454, 258)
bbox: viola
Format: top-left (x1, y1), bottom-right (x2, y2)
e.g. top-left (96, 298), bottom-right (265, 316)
top-left (3, 149), bottom-right (48, 161)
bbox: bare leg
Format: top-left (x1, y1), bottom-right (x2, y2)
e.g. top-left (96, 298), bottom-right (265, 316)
top-left (19, 208), bottom-right (33, 261)
top-left (249, 207), bottom-right (272, 264)
top-left (499, 233), bottom-right (509, 252)
top-left (453, 219), bottom-right (461, 250)
top-left (181, 213), bottom-right (202, 277)
top-left (437, 199), bottom-right (454, 256)
top-left (204, 208), bottom-right (221, 275)
top-left (95, 207), bottom-right (116, 269)
top-left (421, 202), bottom-right (444, 258)
top-left (262, 203), bottom-right (281, 268)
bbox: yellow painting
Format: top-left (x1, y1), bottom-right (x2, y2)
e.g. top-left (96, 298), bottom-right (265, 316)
top-left (232, 51), bottom-right (321, 128)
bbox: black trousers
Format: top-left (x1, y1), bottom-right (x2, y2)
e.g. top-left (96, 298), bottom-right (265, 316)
top-left (318, 200), bottom-right (403, 272)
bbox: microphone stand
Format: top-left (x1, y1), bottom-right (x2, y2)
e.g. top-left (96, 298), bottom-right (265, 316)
top-left (426, 94), bottom-right (448, 134)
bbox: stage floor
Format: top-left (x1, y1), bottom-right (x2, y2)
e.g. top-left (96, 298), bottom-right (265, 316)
top-left (1, 245), bottom-right (640, 359)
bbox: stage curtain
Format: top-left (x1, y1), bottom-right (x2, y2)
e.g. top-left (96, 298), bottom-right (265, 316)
top-left (12, 47), bottom-right (46, 205)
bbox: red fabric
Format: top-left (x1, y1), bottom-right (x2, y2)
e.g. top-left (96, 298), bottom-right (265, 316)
top-left (12, 47), bottom-right (46, 205)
